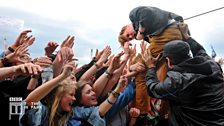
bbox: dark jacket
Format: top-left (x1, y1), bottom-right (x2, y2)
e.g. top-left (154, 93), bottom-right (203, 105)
top-left (129, 6), bottom-right (183, 38)
top-left (145, 37), bottom-right (224, 126)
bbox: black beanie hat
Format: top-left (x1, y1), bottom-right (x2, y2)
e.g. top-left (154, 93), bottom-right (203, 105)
top-left (162, 40), bottom-right (191, 65)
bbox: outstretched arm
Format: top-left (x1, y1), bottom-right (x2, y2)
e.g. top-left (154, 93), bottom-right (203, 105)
top-left (25, 61), bottom-right (74, 104)
top-left (98, 75), bottom-right (128, 116)
top-left (0, 63), bottom-right (42, 81)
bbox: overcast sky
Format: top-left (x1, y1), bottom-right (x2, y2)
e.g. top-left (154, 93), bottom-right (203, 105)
top-left (0, 0), bottom-right (224, 66)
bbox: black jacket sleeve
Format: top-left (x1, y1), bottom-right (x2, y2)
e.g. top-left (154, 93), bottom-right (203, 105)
top-left (145, 67), bottom-right (181, 100)
top-left (185, 37), bottom-right (209, 59)
top-left (75, 59), bottom-right (96, 81)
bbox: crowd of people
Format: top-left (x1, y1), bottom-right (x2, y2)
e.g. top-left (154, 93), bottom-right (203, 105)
top-left (0, 6), bottom-right (224, 126)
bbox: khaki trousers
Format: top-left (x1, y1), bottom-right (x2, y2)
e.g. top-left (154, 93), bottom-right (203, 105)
top-left (135, 26), bottom-right (183, 119)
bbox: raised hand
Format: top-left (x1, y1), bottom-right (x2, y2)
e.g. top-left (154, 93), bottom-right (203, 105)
top-left (108, 51), bottom-right (124, 72)
top-left (22, 35), bottom-right (35, 46)
top-left (44, 41), bottom-right (59, 57)
top-left (129, 107), bottom-right (140, 118)
top-left (33, 56), bottom-right (53, 67)
top-left (61, 61), bottom-right (75, 78)
top-left (129, 62), bottom-right (146, 73)
top-left (94, 49), bottom-right (102, 61)
top-left (60, 35), bottom-right (75, 48)
top-left (114, 75), bottom-right (128, 93)
top-left (96, 46), bottom-right (111, 66)
top-left (7, 45), bottom-right (29, 64)
top-left (13, 63), bottom-right (42, 76)
top-left (14, 30), bottom-right (32, 47)
top-left (129, 44), bottom-right (137, 66)
top-left (218, 58), bottom-right (224, 65)
top-left (102, 55), bottom-right (114, 68)
top-left (123, 42), bottom-right (131, 55)
top-left (142, 48), bottom-right (160, 68)
top-left (57, 47), bottom-right (74, 64)
top-left (140, 40), bottom-right (148, 55)
top-left (178, 22), bottom-right (190, 40)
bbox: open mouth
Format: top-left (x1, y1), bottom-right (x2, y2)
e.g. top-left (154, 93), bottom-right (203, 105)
top-left (69, 102), bottom-right (73, 106)
top-left (91, 98), bottom-right (97, 102)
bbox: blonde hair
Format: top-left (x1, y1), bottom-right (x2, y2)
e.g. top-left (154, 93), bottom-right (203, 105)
top-left (49, 80), bottom-right (76, 126)
top-left (118, 25), bottom-right (128, 46)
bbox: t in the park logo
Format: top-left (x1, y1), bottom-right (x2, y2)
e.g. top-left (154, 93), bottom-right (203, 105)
top-left (9, 97), bottom-right (40, 120)
top-left (9, 97), bottom-right (22, 120)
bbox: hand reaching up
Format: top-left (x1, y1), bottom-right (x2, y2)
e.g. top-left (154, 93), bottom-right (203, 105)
top-left (129, 44), bottom-right (137, 66)
top-left (33, 56), bottom-right (53, 67)
top-left (7, 45), bottom-right (29, 64)
top-left (14, 30), bottom-right (32, 47)
top-left (114, 75), bottom-right (128, 93)
top-left (140, 40), bottom-right (148, 55)
top-left (96, 46), bottom-right (111, 66)
top-left (178, 22), bottom-right (190, 40)
top-left (44, 41), bottom-right (59, 57)
top-left (102, 55), bottom-right (114, 68)
top-left (61, 35), bottom-right (75, 48)
top-left (142, 48), bottom-right (160, 68)
top-left (61, 61), bottom-right (76, 79)
top-left (107, 51), bottom-right (124, 72)
top-left (123, 42), bottom-right (131, 61)
top-left (22, 34), bottom-right (35, 46)
top-left (57, 47), bottom-right (74, 64)
top-left (129, 62), bottom-right (146, 73)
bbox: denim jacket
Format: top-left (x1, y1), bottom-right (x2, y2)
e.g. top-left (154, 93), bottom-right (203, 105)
top-left (68, 106), bottom-right (105, 126)
top-left (19, 101), bottom-right (49, 126)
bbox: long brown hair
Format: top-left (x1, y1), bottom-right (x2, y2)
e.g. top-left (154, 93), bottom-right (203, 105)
top-left (49, 80), bottom-right (76, 126)
top-left (73, 81), bottom-right (90, 107)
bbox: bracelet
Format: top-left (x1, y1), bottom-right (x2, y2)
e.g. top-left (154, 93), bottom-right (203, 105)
top-left (8, 46), bottom-right (15, 52)
top-left (104, 70), bottom-right (113, 78)
top-left (110, 90), bottom-right (120, 98)
top-left (92, 57), bottom-right (97, 63)
top-left (106, 98), bottom-right (114, 105)
top-left (31, 75), bottom-right (39, 79)
top-left (94, 63), bottom-right (100, 69)
top-left (1, 57), bottom-right (12, 67)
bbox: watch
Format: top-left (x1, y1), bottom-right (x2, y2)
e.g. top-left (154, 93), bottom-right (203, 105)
top-left (110, 91), bottom-right (120, 98)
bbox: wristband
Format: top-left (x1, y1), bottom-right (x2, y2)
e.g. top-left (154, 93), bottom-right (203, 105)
top-left (92, 57), bottom-right (97, 63)
top-left (104, 70), bottom-right (113, 78)
top-left (11, 44), bottom-right (17, 50)
top-left (1, 57), bottom-right (12, 67)
top-left (110, 90), bottom-right (120, 98)
top-left (106, 98), bottom-right (114, 105)
top-left (8, 46), bottom-right (15, 52)
top-left (31, 75), bottom-right (39, 79)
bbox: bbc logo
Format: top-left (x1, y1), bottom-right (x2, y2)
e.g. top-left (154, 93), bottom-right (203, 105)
top-left (9, 97), bottom-right (22, 120)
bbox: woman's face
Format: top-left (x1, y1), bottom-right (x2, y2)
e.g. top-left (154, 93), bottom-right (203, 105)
top-left (80, 84), bottom-right (97, 106)
top-left (123, 24), bottom-right (135, 41)
top-left (60, 88), bottom-right (76, 112)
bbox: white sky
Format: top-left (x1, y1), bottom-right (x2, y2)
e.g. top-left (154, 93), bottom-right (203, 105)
top-left (0, 0), bottom-right (224, 66)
